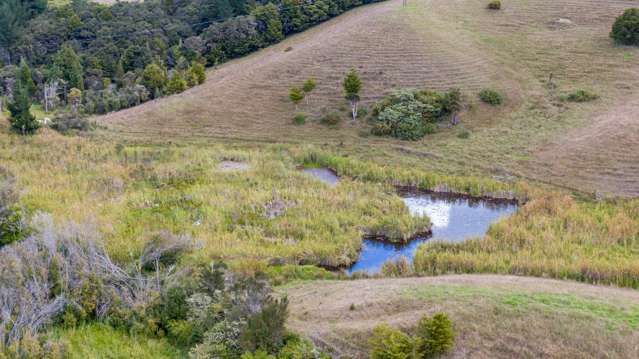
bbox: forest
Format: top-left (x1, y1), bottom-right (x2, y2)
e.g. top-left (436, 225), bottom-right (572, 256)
top-left (0, 0), bottom-right (380, 119)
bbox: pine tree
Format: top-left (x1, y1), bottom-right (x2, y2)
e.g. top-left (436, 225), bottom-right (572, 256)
top-left (53, 45), bottom-right (84, 90)
top-left (16, 58), bottom-right (36, 98)
top-left (8, 82), bottom-right (39, 135)
top-left (415, 313), bottom-right (454, 358)
top-left (343, 69), bottom-right (362, 120)
top-left (288, 87), bottom-right (304, 111)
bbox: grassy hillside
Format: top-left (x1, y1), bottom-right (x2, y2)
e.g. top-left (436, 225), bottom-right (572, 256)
top-left (98, 0), bottom-right (639, 197)
top-left (283, 275), bottom-right (639, 358)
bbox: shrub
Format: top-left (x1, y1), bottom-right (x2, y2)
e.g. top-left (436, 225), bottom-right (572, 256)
top-left (240, 297), bottom-right (289, 354)
top-left (0, 168), bottom-right (26, 246)
top-left (371, 89), bottom-right (459, 140)
top-left (320, 111), bottom-right (342, 126)
top-left (166, 71), bottom-right (187, 95)
top-left (561, 89), bottom-right (599, 103)
top-left (610, 8), bottom-right (639, 46)
top-left (415, 313), bottom-right (455, 358)
top-left (478, 88), bottom-right (503, 105)
top-left (457, 129), bottom-right (470, 139)
top-left (293, 113), bottom-right (306, 125)
top-left (487, 0), bottom-right (501, 10)
top-left (369, 324), bottom-right (414, 359)
top-left (50, 115), bottom-right (94, 133)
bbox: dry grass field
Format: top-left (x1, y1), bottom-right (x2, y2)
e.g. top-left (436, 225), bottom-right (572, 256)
top-left (283, 275), bottom-right (639, 359)
top-left (97, 0), bottom-right (639, 197)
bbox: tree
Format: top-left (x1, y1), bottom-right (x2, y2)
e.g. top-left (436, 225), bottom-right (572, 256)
top-left (302, 77), bottom-right (316, 104)
top-left (240, 297), bottom-right (288, 354)
top-left (142, 64), bottom-right (167, 98)
top-left (16, 58), bottom-right (36, 98)
top-left (252, 3), bottom-right (284, 45)
top-left (53, 45), bottom-right (84, 90)
top-left (610, 8), bottom-right (639, 46)
top-left (343, 69), bottom-right (362, 120)
top-left (68, 88), bottom-right (82, 114)
top-left (288, 86), bottom-right (304, 111)
top-left (187, 62), bottom-right (206, 86)
top-left (166, 71), bottom-right (187, 95)
top-left (368, 324), bottom-right (413, 359)
top-left (8, 83), bottom-right (39, 135)
top-left (415, 313), bottom-right (455, 358)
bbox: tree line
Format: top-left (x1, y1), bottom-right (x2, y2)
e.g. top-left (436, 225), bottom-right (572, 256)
top-left (0, 0), bottom-right (383, 133)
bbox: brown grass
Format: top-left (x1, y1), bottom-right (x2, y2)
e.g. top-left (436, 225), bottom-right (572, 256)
top-left (95, 0), bottom-right (639, 198)
top-left (282, 275), bottom-right (639, 359)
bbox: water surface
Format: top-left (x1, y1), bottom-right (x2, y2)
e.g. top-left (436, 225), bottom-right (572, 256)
top-left (302, 168), bottom-right (339, 187)
top-left (348, 192), bottom-right (518, 274)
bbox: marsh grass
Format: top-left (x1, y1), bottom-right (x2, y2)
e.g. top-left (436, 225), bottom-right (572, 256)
top-left (0, 129), bottom-right (429, 268)
top-left (51, 324), bottom-right (185, 359)
top-left (414, 194), bottom-right (639, 288)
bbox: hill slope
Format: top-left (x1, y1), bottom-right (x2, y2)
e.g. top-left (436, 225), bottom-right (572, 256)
top-left (99, 0), bottom-right (639, 197)
top-left (283, 275), bottom-right (639, 358)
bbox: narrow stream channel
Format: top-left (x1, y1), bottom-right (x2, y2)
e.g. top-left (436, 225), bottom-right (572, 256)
top-left (348, 191), bottom-right (518, 274)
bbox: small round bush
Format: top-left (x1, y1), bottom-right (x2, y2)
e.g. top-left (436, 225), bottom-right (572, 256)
top-left (320, 112), bottom-right (342, 126)
top-left (487, 0), bottom-right (501, 10)
top-left (457, 129), bottom-right (470, 139)
top-left (292, 113), bottom-right (306, 125)
top-left (479, 88), bottom-right (504, 105)
top-left (610, 8), bottom-right (639, 46)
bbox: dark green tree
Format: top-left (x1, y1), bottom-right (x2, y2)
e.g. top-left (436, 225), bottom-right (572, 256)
top-left (0, 0), bottom-right (47, 48)
top-left (610, 8), bottom-right (639, 46)
top-left (8, 81), bottom-right (39, 135)
top-left (53, 45), bottom-right (84, 90)
top-left (343, 69), bottom-right (362, 120)
top-left (16, 58), bottom-right (36, 98)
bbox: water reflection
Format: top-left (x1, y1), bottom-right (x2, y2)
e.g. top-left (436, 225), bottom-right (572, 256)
top-left (302, 168), bottom-right (339, 187)
top-left (348, 191), bottom-right (518, 274)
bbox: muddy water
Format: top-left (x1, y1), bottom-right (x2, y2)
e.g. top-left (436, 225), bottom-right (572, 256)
top-left (302, 168), bottom-right (339, 187)
top-left (348, 192), bottom-right (518, 274)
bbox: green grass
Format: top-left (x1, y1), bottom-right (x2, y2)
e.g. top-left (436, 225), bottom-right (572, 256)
top-left (51, 324), bottom-right (185, 359)
top-left (403, 284), bottom-right (639, 330)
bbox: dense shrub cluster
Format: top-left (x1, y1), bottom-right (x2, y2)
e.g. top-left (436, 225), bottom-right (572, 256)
top-left (561, 89), bottom-right (599, 103)
top-left (487, 1), bottom-right (501, 10)
top-left (610, 8), bottom-right (639, 46)
top-left (369, 313), bottom-right (455, 359)
top-left (478, 88), bottom-right (503, 105)
top-left (370, 89), bottom-right (461, 140)
top-left (0, 0), bottom-right (382, 117)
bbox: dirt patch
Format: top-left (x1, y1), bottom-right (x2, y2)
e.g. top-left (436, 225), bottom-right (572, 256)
top-left (217, 161), bottom-right (250, 172)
